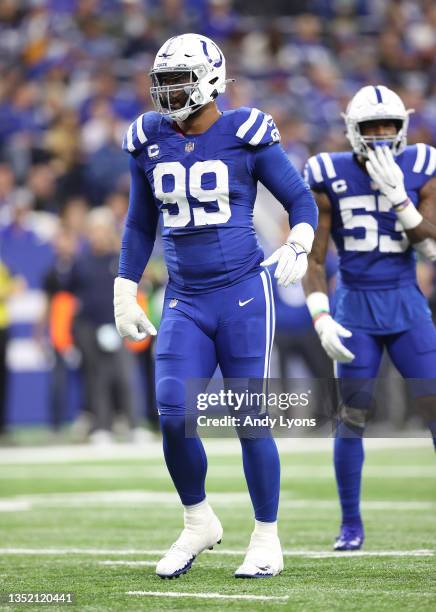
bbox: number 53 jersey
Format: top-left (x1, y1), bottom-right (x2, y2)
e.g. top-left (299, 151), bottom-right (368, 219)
top-left (122, 107), bottom-right (281, 294)
top-left (304, 145), bottom-right (436, 333)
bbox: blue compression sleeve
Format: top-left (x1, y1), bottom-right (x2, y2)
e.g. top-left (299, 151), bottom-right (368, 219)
top-left (118, 156), bottom-right (159, 282)
top-left (252, 144), bottom-right (318, 230)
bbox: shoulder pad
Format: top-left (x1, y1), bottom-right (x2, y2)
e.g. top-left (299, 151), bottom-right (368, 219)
top-left (233, 107), bottom-right (281, 147)
top-left (408, 143), bottom-right (436, 177)
top-left (303, 152), bottom-right (338, 187)
top-left (122, 112), bottom-right (162, 154)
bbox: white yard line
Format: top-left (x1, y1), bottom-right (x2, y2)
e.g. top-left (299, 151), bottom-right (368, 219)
top-left (0, 465), bottom-right (434, 479)
top-left (0, 490), bottom-right (434, 512)
top-left (293, 550), bottom-right (435, 558)
top-left (0, 500), bottom-right (32, 512)
top-left (100, 560), bottom-right (156, 567)
top-left (0, 437), bottom-right (430, 464)
top-left (0, 548), bottom-right (433, 558)
top-left (0, 490), bottom-right (248, 508)
top-left (0, 548), bottom-right (166, 555)
top-left (126, 591), bottom-right (289, 601)
top-left (280, 500), bottom-right (436, 510)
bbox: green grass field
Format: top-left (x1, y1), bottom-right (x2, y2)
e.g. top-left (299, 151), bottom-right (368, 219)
top-left (0, 438), bottom-right (435, 611)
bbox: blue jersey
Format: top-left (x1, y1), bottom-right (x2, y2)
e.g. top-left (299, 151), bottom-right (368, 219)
top-left (304, 144), bottom-right (435, 333)
top-left (120, 107), bottom-right (317, 294)
top-left (304, 144), bottom-right (435, 290)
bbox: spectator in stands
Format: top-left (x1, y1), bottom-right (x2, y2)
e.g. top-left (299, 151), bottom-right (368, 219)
top-left (60, 196), bottom-right (89, 247)
top-left (0, 0), bottom-right (434, 437)
top-left (1, 1), bottom-right (433, 180)
top-left (69, 207), bottom-right (145, 444)
top-left (105, 191), bottom-right (129, 236)
top-left (28, 164), bottom-right (59, 214)
top-left (0, 260), bottom-right (25, 443)
top-left (0, 163), bottom-right (16, 227)
top-left (41, 225), bottom-right (79, 433)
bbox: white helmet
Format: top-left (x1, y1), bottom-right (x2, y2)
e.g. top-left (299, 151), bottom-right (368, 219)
top-left (343, 85), bottom-right (414, 157)
top-left (149, 33), bottom-right (229, 121)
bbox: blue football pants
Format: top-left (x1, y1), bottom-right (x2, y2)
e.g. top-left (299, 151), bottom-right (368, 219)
top-left (155, 271), bottom-right (280, 522)
top-left (334, 318), bottom-right (436, 525)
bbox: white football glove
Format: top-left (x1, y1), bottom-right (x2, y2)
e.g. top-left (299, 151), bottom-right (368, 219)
top-left (365, 146), bottom-right (408, 206)
top-left (261, 222), bottom-right (314, 286)
top-left (114, 277), bottom-right (157, 341)
top-left (261, 242), bottom-right (308, 286)
top-left (314, 315), bottom-right (355, 363)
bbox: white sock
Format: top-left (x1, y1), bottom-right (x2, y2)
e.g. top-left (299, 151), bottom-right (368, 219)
top-left (253, 519), bottom-right (278, 537)
top-left (184, 499), bottom-right (213, 526)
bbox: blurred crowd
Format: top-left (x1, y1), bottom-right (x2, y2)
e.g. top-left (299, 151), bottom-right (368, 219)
top-left (0, 0), bottom-right (435, 441)
top-left (0, 0), bottom-right (435, 196)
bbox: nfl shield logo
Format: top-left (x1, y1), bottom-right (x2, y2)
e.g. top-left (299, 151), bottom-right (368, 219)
top-left (185, 141), bottom-right (195, 153)
top-left (169, 299), bottom-right (178, 308)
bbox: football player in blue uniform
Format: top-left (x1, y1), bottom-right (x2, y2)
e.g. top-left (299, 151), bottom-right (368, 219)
top-left (113, 34), bottom-right (318, 578)
top-left (303, 85), bottom-right (436, 551)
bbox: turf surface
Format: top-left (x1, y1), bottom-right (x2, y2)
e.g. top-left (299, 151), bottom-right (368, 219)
top-left (0, 440), bottom-right (435, 610)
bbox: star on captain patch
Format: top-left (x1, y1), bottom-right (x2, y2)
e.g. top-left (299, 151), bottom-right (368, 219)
top-left (185, 141), bottom-right (195, 153)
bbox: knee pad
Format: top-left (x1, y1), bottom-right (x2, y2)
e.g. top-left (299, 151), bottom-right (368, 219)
top-left (339, 378), bottom-right (375, 411)
top-left (339, 404), bottom-right (368, 429)
top-left (156, 376), bottom-right (185, 415)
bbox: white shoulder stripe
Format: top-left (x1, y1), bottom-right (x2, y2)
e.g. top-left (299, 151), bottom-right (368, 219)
top-left (308, 157), bottom-right (323, 183)
top-left (236, 108), bottom-right (260, 139)
top-left (412, 143), bottom-right (426, 173)
top-left (320, 152), bottom-right (336, 179)
top-left (249, 114), bottom-right (269, 146)
top-left (126, 123), bottom-right (135, 152)
top-left (425, 146), bottom-right (436, 176)
top-left (136, 115), bottom-right (147, 144)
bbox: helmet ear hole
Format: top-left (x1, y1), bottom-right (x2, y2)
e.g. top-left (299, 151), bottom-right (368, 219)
top-left (209, 76), bottom-right (218, 99)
